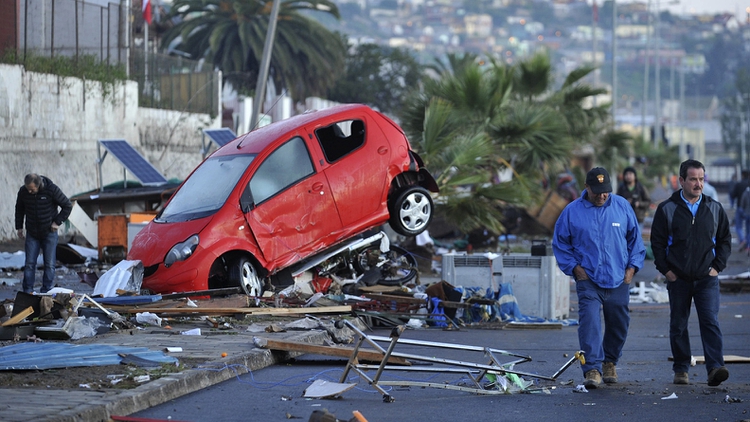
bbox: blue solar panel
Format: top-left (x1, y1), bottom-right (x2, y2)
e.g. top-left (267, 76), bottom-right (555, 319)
top-left (203, 128), bottom-right (237, 147)
top-left (99, 139), bottom-right (167, 186)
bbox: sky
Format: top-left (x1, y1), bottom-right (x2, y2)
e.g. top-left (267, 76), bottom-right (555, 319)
top-left (618, 0), bottom-right (748, 17)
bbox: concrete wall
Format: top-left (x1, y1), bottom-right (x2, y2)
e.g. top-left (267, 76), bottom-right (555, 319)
top-left (0, 63), bottom-right (219, 242)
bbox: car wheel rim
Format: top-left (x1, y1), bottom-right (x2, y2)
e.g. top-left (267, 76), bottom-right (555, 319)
top-left (240, 261), bottom-right (263, 296)
top-left (399, 191), bottom-right (431, 232)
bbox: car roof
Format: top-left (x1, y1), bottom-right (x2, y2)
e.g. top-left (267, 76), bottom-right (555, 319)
top-left (212, 103), bottom-right (374, 156)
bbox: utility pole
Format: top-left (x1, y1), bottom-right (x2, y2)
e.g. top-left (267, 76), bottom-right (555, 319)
top-left (592, 0), bottom-right (599, 106)
top-left (612, 0), bottom-right (618, 128)
top-left (654, 0), bottom-right (662, 146)
top-left (641, 0), bottom-right (651, 142)
top-left (249, 0), bottom-right (282, 131)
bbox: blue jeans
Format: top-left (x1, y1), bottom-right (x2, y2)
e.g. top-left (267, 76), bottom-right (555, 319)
top-left (23, 231), bottom-right (58, 293)
top-left (735, 209), bottom-right (745, 244)
top-left (576, 279), bottom-right (631, 375)
top-left (667, 275), bottom-right (724, 374)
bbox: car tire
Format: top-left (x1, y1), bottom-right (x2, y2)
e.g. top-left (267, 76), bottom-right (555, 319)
top-left (353, 245), bottom-right (418, 286)
top-left (228, 256), bottom-right (264, 296)
top-left (389, 186), bottom-right (433, 236)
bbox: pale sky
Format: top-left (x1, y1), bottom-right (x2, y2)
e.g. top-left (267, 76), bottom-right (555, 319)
top-left (617, 0), bottom-right (749, 18)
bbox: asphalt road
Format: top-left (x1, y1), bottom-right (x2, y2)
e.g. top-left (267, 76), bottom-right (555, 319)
top-left (131, 290), bottom-right (750, 422)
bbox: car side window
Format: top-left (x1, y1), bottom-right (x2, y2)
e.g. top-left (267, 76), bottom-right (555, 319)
top-left (316, 119), bottom-right (365, 163)
top-left (249, 137), bottom-right (314, 205)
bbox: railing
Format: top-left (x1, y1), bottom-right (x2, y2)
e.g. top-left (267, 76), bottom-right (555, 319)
top-left (2, 0), bottom-right (219, 116)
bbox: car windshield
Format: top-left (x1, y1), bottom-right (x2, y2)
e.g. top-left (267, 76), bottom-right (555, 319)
top-left (156, 154), bottom-right (255, 223)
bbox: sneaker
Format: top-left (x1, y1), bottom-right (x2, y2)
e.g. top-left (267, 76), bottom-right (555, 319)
top-left (707, 366), bottom-right (729, 387)
top-left (584, 370), bottom-right (602, 389)
top-left (602, 362), bottom-right (618, 384)
top-left (673, 372), bottom-right (689, 385)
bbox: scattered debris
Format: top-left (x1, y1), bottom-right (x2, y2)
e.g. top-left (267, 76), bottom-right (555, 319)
top-left (662, 392), bottom-right (678, 400)
top-left (724, 395), bottom-right (743, 403)
top-left (303, 379), bottom-right (357, 398)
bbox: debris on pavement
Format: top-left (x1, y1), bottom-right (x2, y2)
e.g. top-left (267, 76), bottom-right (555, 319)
top-left (661, 392), bottom-right (678, 400)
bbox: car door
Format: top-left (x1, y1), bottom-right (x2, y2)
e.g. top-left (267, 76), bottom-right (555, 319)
top-left (312, 116), bottom-right (391, 227)
top-left (243, 136), bottom-right (343, 267)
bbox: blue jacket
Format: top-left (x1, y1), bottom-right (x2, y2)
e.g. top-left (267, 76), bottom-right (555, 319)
top-left (553, 191), bottom-right (646, 288)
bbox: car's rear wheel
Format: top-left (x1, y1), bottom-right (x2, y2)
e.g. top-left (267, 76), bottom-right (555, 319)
top-left (389, 186), bottom-right (433, 236)
top-left (228, 256), bottom-right (264, 296)
top-left (353, 245), bottom-right (418, 286)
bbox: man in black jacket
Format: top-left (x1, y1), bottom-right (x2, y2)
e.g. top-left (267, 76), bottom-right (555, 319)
top-left (14, 174), bottom-right (73, 294)
top-left (650, 160), bottom-right (731, 387)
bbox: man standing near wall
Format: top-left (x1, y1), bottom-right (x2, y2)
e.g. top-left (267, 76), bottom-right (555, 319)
top-left (15, 173), bottom-right (72, 294)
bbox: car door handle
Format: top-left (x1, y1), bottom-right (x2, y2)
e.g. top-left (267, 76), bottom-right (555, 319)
top-left (378, 146), bottom-right (389, 155)
top-left (311, 182), bottom-right (324, 193)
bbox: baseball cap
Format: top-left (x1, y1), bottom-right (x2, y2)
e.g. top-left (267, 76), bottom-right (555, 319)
top-left (585, 167), bottom-right (612, 194)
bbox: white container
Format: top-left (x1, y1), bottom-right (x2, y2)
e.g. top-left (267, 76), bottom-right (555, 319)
top-left (502, 254), bottom-right (570, 320)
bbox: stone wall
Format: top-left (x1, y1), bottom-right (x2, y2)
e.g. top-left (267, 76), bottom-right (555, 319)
top-left (0, 64), bottom-right (219, 242)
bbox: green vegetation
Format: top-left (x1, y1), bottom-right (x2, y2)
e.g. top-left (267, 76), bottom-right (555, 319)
top-left (399, 51), bottom-right (619, 235)
top-left (1, 49), bottom-right (127, 85)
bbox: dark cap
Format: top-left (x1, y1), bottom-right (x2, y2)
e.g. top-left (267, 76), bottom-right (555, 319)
top-left (586, 167), bottom-right (612, 194)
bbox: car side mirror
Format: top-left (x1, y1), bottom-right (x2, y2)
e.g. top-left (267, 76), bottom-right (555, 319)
top-left (240, 185), bottom-right (254, 212)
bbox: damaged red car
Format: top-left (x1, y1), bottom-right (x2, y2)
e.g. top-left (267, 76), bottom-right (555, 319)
top-left (127, 104), bottom-right (438, 295)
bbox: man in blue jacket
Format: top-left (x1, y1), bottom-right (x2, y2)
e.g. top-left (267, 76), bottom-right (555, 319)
top-left (650, 159), bottom-right (731, 387)
top-left (553, 167), bottom-right (646, 389)
top-left (15, 173), bottom-right (73, 294)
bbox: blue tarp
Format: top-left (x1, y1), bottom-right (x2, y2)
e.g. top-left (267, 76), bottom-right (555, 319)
top-left (460, 284), bottom-right (578, 326)
top-left (0, 342), bottom-right (178, 370)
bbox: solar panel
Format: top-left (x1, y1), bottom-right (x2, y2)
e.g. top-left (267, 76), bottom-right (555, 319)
top-left (98, 139), bottom-right (167, 186)
top-left (203, 128), bottom-right (237, 148)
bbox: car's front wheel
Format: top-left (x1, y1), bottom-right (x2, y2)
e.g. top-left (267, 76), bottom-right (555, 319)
top-left (228, 256), bottom-right (264, 296)
top-left (389, 186), bottom-right (433, 236)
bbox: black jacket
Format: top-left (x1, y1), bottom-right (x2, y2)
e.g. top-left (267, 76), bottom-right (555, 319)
top-left (15, 176), bottom-right (73, 239)
top-left (651, 190), bottom-right (731, 281)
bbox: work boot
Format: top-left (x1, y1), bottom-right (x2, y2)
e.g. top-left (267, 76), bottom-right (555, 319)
top-left (673, 372), bottom-right (689, 385)
top-left (584, 369), bottom-right (602, 389)
top-left (707, 366), bottom-right (729, 387)
top-left (602, 362), bottom-right (617, 384)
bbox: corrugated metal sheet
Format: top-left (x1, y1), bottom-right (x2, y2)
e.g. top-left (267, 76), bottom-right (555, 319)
top-left (0, 343), bottom-right (178, 370)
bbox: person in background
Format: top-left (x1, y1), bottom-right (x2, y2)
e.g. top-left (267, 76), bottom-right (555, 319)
top-left (14, 173), bottom-right (73, 294)
top-left (553, 167), bottom-right (646, 389)
top-left (738, 186), bottom-right (750, 252)
top-left (728, 174), bottom-right (738, 209)
top-left (703, 174), bottom-right (719, 203)
top-left (616, 167), bottom-right (652, 228)
top-left (650, 159), bottom-right (731, 387)
top-left (730, 170), bottom-right (750, 248)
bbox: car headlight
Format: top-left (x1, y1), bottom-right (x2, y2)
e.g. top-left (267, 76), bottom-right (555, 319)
top-left (164, 235), bottom-right (199, 268)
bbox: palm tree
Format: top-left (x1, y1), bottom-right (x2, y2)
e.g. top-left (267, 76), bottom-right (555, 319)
top-left (401, 51), bottom-right (609, 234)
top-left (162, 0), bottom-right (347, 102)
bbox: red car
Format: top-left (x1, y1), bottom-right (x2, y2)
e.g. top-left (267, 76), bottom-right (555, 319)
top-left (128, 104), bottom-right (438, 295)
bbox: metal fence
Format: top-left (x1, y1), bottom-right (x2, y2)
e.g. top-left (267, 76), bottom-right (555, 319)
top-left (131, 49), bottom-right (221, 116)
top-left (5, 0), bottom-right (220, 115)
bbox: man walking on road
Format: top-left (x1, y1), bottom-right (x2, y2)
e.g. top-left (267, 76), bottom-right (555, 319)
top-left (15, 173), bottom-right (72, 294)
top-left (553, 167), bottom-right (646, 389)
top-left (650, 159), bottom-right (731, 387)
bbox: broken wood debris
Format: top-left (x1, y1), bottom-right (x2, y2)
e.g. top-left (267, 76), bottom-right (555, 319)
top-left (94, 304), bottom-right (353, 317)
top-left (1, 306), bottom-right (34, 327)
top-left (253, 337), bottom-right (411, 365)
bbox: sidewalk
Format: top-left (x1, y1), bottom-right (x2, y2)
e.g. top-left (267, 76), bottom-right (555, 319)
top-left (0, 318), bottom-right (361, 422)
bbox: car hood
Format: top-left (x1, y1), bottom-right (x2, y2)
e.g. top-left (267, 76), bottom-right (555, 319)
top-left (128, 218), bottom-right (212, 267)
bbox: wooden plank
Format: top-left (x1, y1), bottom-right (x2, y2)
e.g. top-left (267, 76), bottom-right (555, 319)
top-left (669, 355), bottom-right (750, 363)
top-left (255, 337), bottom-right (411, 365)
top-left (1, 306), bottom-right (34, 326)
top-left (113, 305), bottom-right (352, 316)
